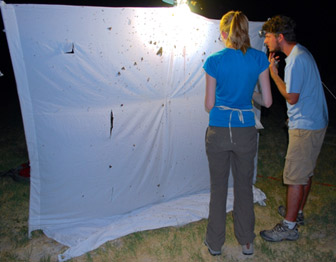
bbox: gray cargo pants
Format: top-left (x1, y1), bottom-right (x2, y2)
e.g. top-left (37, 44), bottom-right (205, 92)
top-left (205, 126), bottom-right (257, 251)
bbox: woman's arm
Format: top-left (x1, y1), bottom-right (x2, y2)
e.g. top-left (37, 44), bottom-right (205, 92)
top-left (253, 68), bottom-right (272, 108)
top-left (204, 73), bottom-right (216, 113)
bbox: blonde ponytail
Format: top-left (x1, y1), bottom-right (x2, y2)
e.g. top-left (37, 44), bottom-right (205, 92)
top-left (220, 11), bottom-right (251, 53)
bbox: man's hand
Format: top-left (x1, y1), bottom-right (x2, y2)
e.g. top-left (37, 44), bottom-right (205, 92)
top-left (268, 52), bottom-right (279, 78)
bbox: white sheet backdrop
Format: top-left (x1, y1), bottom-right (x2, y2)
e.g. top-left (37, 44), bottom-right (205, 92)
top-left (1, 2), bottom-right (267, 261)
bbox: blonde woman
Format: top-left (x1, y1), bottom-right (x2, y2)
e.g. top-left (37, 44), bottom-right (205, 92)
top-left (203, 11), bottom-right (272, 256)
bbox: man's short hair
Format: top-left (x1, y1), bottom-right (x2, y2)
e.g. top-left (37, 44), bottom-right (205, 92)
top-left (261, 15), bottom-right (297, 42)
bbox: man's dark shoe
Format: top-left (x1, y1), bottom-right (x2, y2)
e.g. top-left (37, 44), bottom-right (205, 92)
top-left (278, 205), bottom-right (304, 225)
top-left (260, 222), bottom-right (299, 242)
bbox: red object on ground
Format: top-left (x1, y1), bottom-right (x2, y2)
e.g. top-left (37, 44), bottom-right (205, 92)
top-left (18, 163), bottom-right (30, 178)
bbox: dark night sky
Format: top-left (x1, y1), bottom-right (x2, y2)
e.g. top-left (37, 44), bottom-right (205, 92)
top-left (0, 0), bottom-right (334, 106)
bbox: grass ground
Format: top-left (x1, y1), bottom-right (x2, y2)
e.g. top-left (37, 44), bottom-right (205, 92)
top-left (0, 95), bottom-right (335, 262)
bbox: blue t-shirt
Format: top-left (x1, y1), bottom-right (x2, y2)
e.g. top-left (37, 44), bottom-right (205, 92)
top-left (203, 47), bottom-right (269, 127)
top-left (285, 44), bottom-right (328, 130)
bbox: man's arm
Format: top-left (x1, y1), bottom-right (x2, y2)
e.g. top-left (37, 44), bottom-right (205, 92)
top-left (269, 53), bottom-right (299, 105)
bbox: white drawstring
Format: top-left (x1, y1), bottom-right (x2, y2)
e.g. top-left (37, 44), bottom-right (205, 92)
top-left (216, 105), bottom-right (259, 143)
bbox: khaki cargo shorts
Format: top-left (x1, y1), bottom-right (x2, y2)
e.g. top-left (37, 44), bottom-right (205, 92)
top-left (283, 127), bottom-right (327, 185)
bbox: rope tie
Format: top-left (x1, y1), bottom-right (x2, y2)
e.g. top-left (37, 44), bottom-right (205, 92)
top-left (216, 105), bottom-right (261, 143)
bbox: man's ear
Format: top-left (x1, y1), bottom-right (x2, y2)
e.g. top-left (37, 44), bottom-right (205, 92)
top-left (277, 33), bottom-right (285, 42)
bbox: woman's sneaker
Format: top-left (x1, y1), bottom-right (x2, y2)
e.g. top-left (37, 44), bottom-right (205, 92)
top-left (278, 205), bottom-right (304, 225)
top-left (242, 243), bottom-right (254, 255)
top-left (204, 240), bottom-right (221, 256)
top-left (260, 222), bottom-right (299, 242)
